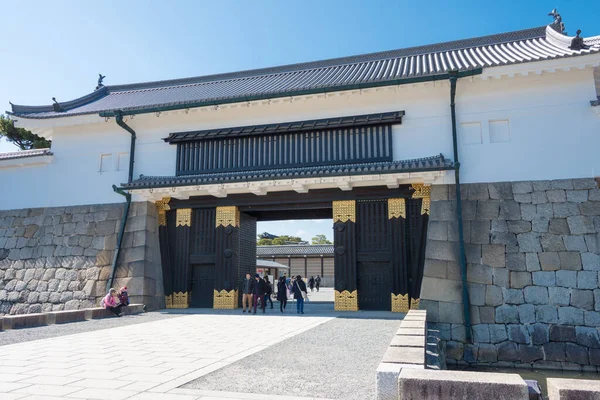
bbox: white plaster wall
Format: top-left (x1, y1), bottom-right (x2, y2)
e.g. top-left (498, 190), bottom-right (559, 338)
top-left (1, 63), bottom-right (599, 211)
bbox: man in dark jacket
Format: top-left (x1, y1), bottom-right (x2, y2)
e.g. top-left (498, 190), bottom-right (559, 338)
top-left (292, 275), bottom-right (308, 314)
top-left (242, 273), bottom-right (255, 313)
top-left (252, 273), bottom-right (267, 314)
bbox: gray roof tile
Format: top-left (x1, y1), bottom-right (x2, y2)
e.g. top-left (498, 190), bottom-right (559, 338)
top-left (257, 245), bottom-right (334, 257)
top-left (9, 26), bottom-right (599, 119)
top-left (0, 148), bottom-right (52, 161)
top-left (122, 155), bottom-right (452, 190)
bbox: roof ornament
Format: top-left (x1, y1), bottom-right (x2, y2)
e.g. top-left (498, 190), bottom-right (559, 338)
top-left (95, 74), bottom-right (106, 90)
top-left (548, 8), bottom-right (566, 35)
top-left (52, 97), bottom-right (63, 112)
top-left (569, 29), bottom-right (587, 51)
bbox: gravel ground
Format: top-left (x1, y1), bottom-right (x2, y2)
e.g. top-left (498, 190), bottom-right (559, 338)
top-left (183, 317), bottom-right (401, 400)
top-left (0, 311), bottom-right (183, 346)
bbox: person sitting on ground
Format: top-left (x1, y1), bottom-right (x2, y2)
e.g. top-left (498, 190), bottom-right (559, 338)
top-left (118, 286), bottom-right (130, 307)
top-left (101, 288), bottom-right (123, 317)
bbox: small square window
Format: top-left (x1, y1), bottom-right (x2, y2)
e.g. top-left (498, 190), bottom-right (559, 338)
top-left (489, 120), bottom-right (511, 143)
top-left (99, 154), bottom-right (112, 173)
top-left (116, 152), bottom-right (129, 171)
top-left (460, 122), bottom-right (482, 145)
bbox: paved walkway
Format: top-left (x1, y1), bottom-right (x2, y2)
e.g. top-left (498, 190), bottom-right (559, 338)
top-left (0, 313), bottom-right (333, 400)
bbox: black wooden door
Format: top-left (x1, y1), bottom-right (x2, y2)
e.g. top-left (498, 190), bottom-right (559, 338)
top-left (191, 264), bottom-right (215, 308)
top-left (356, 200), bottom-right (393, 310)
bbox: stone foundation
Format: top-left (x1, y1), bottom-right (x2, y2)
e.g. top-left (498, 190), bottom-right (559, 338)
top-left (0, 202), bottom-right (164, 315)
top-left (421, 178), bottom-right (600, 370)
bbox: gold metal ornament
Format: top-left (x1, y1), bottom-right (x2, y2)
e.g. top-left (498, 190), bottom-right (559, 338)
top-left (171, 292), bottom-right (189, 308)
top-left (334, 290), bottom-right (358, 311)
top-left (388, 198), bottom-right (406, 219)
top-left (332, 200), bottom-right (356, 223)
top-left (216, 206), bottom-right (240, 227)
top-left (213, 289), bottom-right (238, 309)
top-left (176, 208), bottom-right (192, 227)
top-left (165, 294), bottom-right (173, 308)
top-left (411, 184), bottom-right (431, 215)
top-left (410, 297), bottom-right (421, 310)
top-left (391, 293), bottom-right (409, 313)
top-left (155, 197), bottom-right (171, 227)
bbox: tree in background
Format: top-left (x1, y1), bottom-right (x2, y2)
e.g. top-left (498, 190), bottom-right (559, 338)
top-left (257, 234), bottom-right (303, 246)
top-left (0, 115), bottom-right (51, 150)
top-left (311, 234), bottom-right (332, 245)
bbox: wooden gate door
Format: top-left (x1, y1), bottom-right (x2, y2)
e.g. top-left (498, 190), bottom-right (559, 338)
top-left (191, 265), bottom-right (215, 308)
top-left (356, 200), bottom-right (393, 310)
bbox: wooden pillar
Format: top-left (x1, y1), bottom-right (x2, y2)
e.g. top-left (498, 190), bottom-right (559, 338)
top-left (214, 206), bottom-right (240, 309)
top-left (333, 200), bottom-right (358, 311)
top-left (304, 256), bottom-right (308, 278)
top-left (172, 208), bottom-right (191, 308)
top-left (389, 198), bottom-right (409, 313)
top-left (156, 197), bottom-right (174, 308)
top-left (320, 256), bottom-right (324, 277)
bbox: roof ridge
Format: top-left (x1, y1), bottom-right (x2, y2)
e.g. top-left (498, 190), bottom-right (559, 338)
top-left (105, 26), bottom-right (547, 93)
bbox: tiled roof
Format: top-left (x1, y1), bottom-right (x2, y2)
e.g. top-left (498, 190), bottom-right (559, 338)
top-left (9, 26), bottom-right (600, 120)
top-left (256, 259), bottom-right (290, 269)
top-left (257, 245), bottom-right (334, 257)
top-left (0, 148), bottom-right (52, 161)
top-left (121, 155), bottom-right (452, 190)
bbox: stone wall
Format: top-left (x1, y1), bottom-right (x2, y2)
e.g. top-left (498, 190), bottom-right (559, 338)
top-left (0, 202), bottom-right (164, 315)
top-left (421, 178), bottom-right (600, 371)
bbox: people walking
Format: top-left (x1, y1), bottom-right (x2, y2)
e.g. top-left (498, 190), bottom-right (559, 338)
top-left (315, 275), bottom-right (321, 292)
top-left (308, 276), bottom-right (315, 292)
top-left (253, 274), bottom-right (267, 314)
top-left (264, 276), bottom-right (274, 309)
top-left (293, 275), bottom-right (308, 314)
top-left (277, 276), bottom-right (288, 312)
top-left (241, 273), bottom-right (255, 313)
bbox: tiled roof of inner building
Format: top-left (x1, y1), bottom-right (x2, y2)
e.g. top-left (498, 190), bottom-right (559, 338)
top-left (121, 155), bottom-right (452, 190)
top-left (0, 148), bottom-right (52, 161)
top-left (9, 25), bottom-right (600, 119)
top-left (257, 245), bottom-right (334, 257)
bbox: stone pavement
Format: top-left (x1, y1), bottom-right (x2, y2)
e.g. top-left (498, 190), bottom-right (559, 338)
top-left (0, 313), bottom-right (334, 400)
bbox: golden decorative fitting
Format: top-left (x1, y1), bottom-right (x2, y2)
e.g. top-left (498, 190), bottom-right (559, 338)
top-left (176, 208), bottom-right (192, 227)
top-left (213, 289), bottom-right (238, 309)
top-left (155, 197), bottom-right (171, 227)
top-left (411, 184), bottom-right (431, 215)
top-left (388, 198), bottom-right (406, 219)
top-left (410, 297), bottom-right (421, 310)
top-left (332, 200), bottom-right (356, 223)
top-left (334, 290), bottom-right (358, 311)
top-left (165, 294), bottom-right (173, 308)
top-left (171, 292), bottom-right (189, 308)
top-left (391, 293), bottom-right (409, 313)
top-left (216, 206), bottom-right (240, 227)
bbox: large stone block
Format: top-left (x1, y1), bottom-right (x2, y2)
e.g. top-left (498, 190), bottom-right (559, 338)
top-left (481, 244), bottom-right (505, 268)
top-left (532, 271), bottom-right (556, 287)
top-left (518, 304), bottom-right (535, 324)
top-left (524, 286), bottom-right (548, 305)
top-left (519, 345), bottom-right (544, 363)
top-left (577, 271), bottom-right (598, 289)
top-left (472, 324), bottom-right (490, 343)
top-left (514, 193), bottom-right (532, 203)
top-left (547, 190), bottom-right (567, 203)
top-left (541, 235), bottom-right (566, 252)
top-left (532, 218), bottom-right (550, 233)
top-left (489, 324), bottom-right (508, 343)
top-left (430, 200), bottom-right (455, 221)
top-left (538, 252), bottom-right (560, 271)
top-left (495, 305), bottom-right (519, 323)
top-left (549, 325), bottom-right (576, 342)
top-left (567, 190), bottom-right (589, 203)
top-left (536, 305), bottom-right (558, 324)
top-left (517, 232), bottom-right (542, 252)
top-left (497, 341), bottom-right (519, 362)
top-left (513, 181), bottom-right (533, 194)
top-left (521, 204), bottom-right (537, 221)
top-left (420, 277), bottom-right (462, 303)
top-left (376, 362), bottom-right (406, 400)
top-left (470, 220), bottom-right (490, 244)
top-left (558, 307), bottom-right (584, 325)
top-left (554, 203), bottom-right (580, 219)
top-left (398, 369), bottom-right (528, 400)
top-left (438, 302), bottom-right (464, 324)
top-left (508, 220), bottom-right (531, 234)
top-left (468, 283), bottom-right (486, 306)
top-left (556, 270), bottom-right (577, 288)
top-left (528, 323), bottom-right (550, 345)
top-left (567, 215), bottom-right (596, 235)
top-left (549, 287), bottom-right (571, 306)
top-left (547, 378), bottom-right (600, 400)
top-left (543, 342), bottom-right (566, 361)
top-left (506, 252), bottom-right (526, 271)
top-left (430, 185), bottom-right (449, 201)
top-left (581, 202), bottom-right (600, 216)
top-left (489, 182), bottom-right (514, 200)
top-left (427, 221), bottom-right (448, 241)
top-left (445, 341), bottom-right (464, 360)
top-left (582, 253), bottom-right (600, 271)
top-left (525, 253), bottom-right (541, 271)
top-left (499, 201), bottom-right (522, 221)
top-left (467, 264), bottom-right (492, 285)
top-left (423, 259), bottom-right (447, 279)
top-left (477, 200), bottom-right (501, 219)
top-left (510, 272), bottom-right (531, 289)
top-left (571, 289), bottom-right (594, 310)
top-left (508, 324), bottom-right (530, 344)
top-left (576, 326), bottom-right (600, 348)
top-left (573, 178), bottom-right (597, 190)
top-left (486, 285), bottom-right (503, 306)
top-left (491, 232), bottom-right (519, 248)
top-left (425, 240), bottom-right (457, 262)
top-left (503, 288), bottom-right (525, 304)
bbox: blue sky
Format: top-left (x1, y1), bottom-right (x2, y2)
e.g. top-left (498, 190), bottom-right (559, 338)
top-left (1, 0), bottom-right (598, 240)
